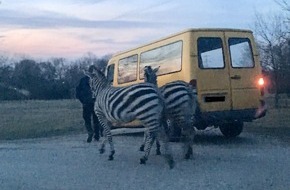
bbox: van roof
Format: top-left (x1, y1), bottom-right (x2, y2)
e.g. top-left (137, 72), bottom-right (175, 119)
top-left (110, 28), bottom-right (253, 57)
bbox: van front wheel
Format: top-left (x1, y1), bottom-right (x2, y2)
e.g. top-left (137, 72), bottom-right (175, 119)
top-left (219, 120), bottom-right (243, 138)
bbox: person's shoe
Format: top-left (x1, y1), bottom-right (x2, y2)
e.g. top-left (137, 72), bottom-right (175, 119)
top-left (87, 134), bottom-right (93, 143)
top-left (94, 134), bottom-right (100, 141)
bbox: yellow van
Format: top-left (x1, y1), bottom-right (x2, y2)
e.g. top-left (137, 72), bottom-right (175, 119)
top-left (105, 28), bottom-right (267, 137)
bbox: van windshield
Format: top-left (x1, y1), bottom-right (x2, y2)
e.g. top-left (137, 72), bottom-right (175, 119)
top-left (197, 37), bottom-right (224, 69)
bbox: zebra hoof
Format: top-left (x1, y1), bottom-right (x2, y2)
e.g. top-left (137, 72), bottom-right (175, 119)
top-left (108, 155), bottom-right (114, 161)
top-left (139, 145), bottom-right (145, 152)
top-left (184, 147), bottom-right (193, 159)
top-left (168, 159), bottom-right (175, 169)
top-left (165, 155), bottom-right (175, 169)
top-left (156, 149), bottom-right (161, 155)
top-left (140, 157), bottom-right (147, 165)
top-left (99, 148), bottom-right (105, 154)
top-left (108, 150), bottom-right (115, 161)
top-left (184, 153), bottom-right (190, 160)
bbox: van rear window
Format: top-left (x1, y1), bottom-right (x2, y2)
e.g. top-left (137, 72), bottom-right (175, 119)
top-left (197, 37), bottom-right (225, 69)
top-left (228, 38), bottom-right (254, 68)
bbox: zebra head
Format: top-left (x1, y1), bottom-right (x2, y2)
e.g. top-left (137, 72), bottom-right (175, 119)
top-left (84, 65), bottom-right (109, 98)
top-left (144, 66), bottom-right (160, 85)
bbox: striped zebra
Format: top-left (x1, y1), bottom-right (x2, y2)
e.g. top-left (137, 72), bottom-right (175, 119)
top-left (85, 66), bottom-right (174, 168)
top-left (140, 66), bottom-right (196, 159)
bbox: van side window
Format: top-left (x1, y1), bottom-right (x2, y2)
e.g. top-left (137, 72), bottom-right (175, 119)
top-left (118, 55), bottom-right (138, 84)
top-left (197, 37), bottom-right (224, 69)
top-left (107, 64), bottom-right (115, 84)
top-left (139, 41), bottom-right (182, 79)
top-left (229, 38), bottom-right (254, 68)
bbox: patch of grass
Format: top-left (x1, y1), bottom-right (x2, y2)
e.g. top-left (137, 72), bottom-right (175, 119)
top-left (0, 99), bottom-right (85, 140)
top-left (247, 107), bottom-right (290, 128)
top-left (1, 97), bottom-right (289, 141)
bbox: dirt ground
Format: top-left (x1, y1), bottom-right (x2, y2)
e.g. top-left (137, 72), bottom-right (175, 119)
top-left (1, 125), bottom-right (289, 190)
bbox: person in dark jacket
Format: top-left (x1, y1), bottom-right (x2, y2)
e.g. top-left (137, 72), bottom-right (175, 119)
top-left (76, 66), bottom-right (103, 143)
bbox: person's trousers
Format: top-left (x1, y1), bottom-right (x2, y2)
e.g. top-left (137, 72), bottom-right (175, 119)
top-left (82, 103), bottom-right (102, 137)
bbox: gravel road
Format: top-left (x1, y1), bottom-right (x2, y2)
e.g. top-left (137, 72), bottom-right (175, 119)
top-left (0, 126), bottom-right (289, 190)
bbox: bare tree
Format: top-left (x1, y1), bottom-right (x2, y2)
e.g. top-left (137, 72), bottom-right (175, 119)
top-left (51, 57), bottom-right (67, 80)
top-left (254, 12), bottom-right (289, 107)
top-left (275, 0), bottom-right (290, 12)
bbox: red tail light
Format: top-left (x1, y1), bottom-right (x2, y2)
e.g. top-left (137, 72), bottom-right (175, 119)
top-left (257, 77), bottom-right (265, 96)
top-left (258, 77), bottom-right (264, 86)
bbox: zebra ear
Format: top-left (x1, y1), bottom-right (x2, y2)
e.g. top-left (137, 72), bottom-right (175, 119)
top-left (99, 67), bottom-right (105, 73)
top-left (83, 70), bottom-right (94, 78)
top-left (153, 66), bottom-right (160, 74)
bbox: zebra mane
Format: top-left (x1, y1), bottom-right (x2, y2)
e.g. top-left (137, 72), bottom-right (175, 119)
top-left (84, 67), bottom-right (107, 81)
top-left (84, 67), bottom-right (111, 95)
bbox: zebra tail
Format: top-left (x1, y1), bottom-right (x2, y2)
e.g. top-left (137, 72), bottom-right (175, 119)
top-left (188, 83), bottom-right (200, 125)
top-left (161, 106), bottom-right (170, 136)
top-left (159, 93), bottom-right (170, 137)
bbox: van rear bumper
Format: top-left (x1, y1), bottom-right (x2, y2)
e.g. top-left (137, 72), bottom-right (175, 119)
top-left (196, 100), bottom-right (267, 128)
top-left (254, 100), bottom-right (267, 119)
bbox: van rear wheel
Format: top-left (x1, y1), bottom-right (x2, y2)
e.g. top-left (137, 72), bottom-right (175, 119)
top-left (219, 120), bottom-right (243, 138)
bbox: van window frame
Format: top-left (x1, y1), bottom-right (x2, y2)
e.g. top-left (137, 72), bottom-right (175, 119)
top-left (197, 37), bottom-right (225, 70)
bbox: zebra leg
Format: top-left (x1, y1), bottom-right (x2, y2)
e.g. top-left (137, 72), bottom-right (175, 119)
top-left (155, 118), bottom-right (172, 155)
top-left (139, 144), bottom-right (145, 152)
top-left (97, 114), bottom-right (115, 160)
top-left (183, 124), bottom-right (195, 160)
top-left (99, 137), bottom-right (106, 154)
top-left (185, 146), bottom-right (193, 160)
top-left (105, 127), bottom-right (115, 161)
top-left (156, 139), bottom-right (161, 155)
top-left (139, 130), bottom-right (148, 152)
top-left (158, 125), bottom-right (175, 169)
top-left (161, 138), bottom-right (175, 169)
top-left (107, 130), bottom-right (115, 160)
top-left (140, 130), bottom-right (160, 155)
top-left (140, 131), bottom-right (156, 165)
top-left (108, 150), bottom-right (115, 161)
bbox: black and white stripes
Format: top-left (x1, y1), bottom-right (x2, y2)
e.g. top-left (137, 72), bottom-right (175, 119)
top-left (142, 66), bottom-right (196, 159)
top-left (86, 67), bottom-right (174, 168)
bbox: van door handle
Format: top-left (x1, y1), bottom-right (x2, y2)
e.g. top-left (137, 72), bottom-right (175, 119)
top-left (231, 75), bottom-right (241, 80)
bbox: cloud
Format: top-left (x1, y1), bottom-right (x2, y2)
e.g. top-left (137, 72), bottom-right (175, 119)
top-left (0, 9), bottom-right (167, 29)
top-left (0, 0), bottom-right (283, 59)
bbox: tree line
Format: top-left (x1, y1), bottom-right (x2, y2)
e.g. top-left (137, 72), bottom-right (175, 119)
top-left (0, 53), bottom-right (109, 100)
top-left (254, 0), bottom-right (290, 106)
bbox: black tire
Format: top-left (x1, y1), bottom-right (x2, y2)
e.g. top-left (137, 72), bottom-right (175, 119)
top-left (219, 120), bottom-right (243, 138)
